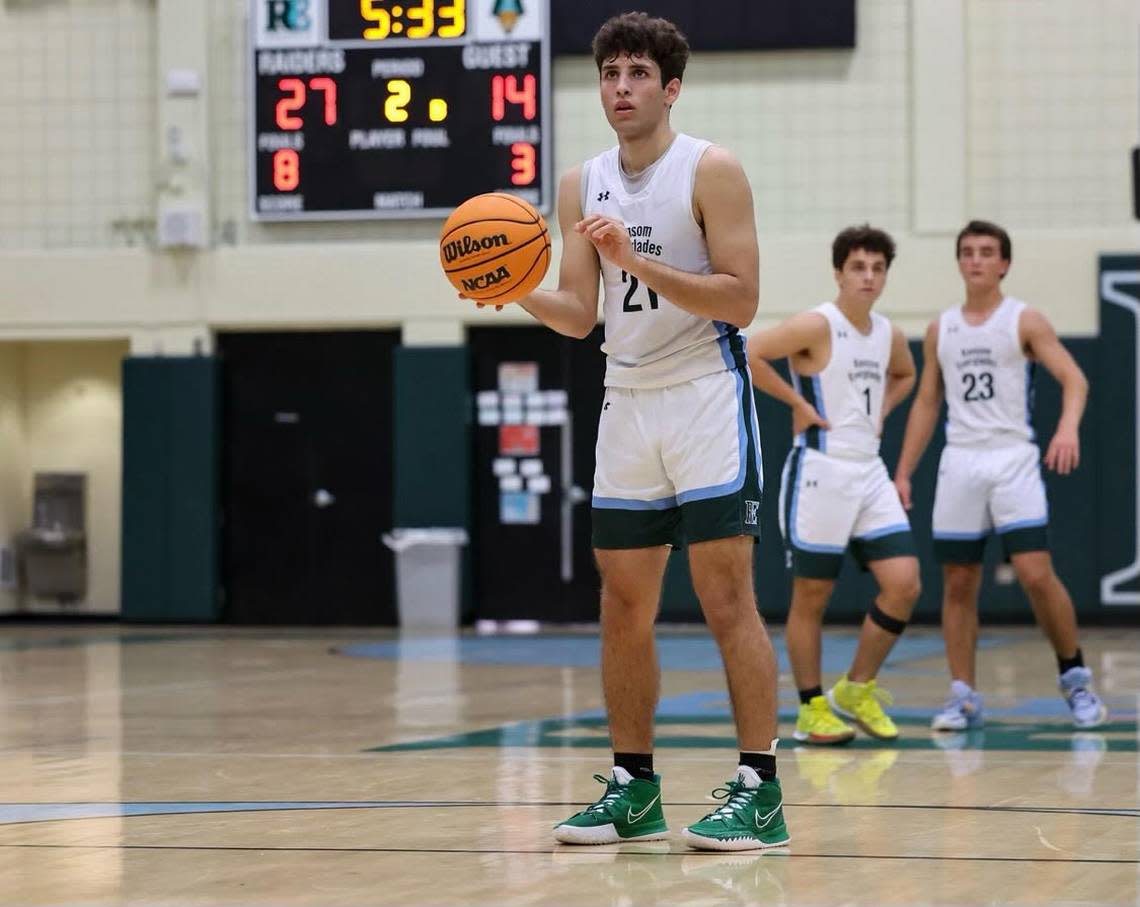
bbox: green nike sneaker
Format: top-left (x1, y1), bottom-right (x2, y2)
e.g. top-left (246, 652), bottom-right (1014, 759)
top-left (553, 767), bottom-right (669, 845)
top-left (681, 766), bottom-right (790, 851)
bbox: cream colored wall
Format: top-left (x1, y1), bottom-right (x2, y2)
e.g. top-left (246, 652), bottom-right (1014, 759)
top-left (21, 341), bottom-right (128, 614)
top-left (0, 0), bottom-right (1135, 349)
top-left (0, 345), bottom-right (29, 614)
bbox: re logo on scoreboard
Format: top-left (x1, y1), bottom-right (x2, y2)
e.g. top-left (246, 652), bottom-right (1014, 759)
top-left (266, 0), bottom-right (311, 31)
top-left (256, 0), bottom-right (323, 48)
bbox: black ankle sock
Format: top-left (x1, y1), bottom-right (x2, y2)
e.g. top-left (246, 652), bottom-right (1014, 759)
top-left (738, 751), bottom-right (777, 783)
top-left (613, 752), bottom-right (655, 782)
top-left (1058, 649), bottom-right (1084, 675)
top-left (798, 685), bottom-right (823, 705)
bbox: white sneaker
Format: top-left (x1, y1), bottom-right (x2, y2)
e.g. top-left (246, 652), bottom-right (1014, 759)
top-left (1059, 666), bottom-right (1107, 729)
top-left (931, 680), bottom-right (984, 731)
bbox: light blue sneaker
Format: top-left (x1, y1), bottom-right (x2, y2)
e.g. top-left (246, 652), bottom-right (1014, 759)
top-left (931, 680), bottom-right (984, 731)
top-left (1059, 666), bottom-right (1107, 729)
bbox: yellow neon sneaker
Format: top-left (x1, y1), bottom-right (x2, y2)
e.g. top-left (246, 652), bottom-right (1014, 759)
top-left (827, 675), bottom-right (898, 740)
top-left (793, 695), bottom-right (855, 745)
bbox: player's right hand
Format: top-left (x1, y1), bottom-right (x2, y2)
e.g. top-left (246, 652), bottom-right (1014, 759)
top-left (894, 475), bottom-right (912, 510)
top-left (791, 400), bottom-right (829, 436)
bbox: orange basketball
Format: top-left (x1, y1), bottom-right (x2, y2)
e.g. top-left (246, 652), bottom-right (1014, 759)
top-left (439, 193), bottom-right (551, 304)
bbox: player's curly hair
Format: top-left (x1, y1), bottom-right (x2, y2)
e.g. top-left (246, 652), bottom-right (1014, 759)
top-left (832, 224), bottom-right (897, 270)
top-left (592, 12), bottom-right (690, 87)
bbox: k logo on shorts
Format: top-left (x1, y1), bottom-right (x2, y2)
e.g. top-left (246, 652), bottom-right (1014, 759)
top-left (744, 500), bottom-right (760, 525)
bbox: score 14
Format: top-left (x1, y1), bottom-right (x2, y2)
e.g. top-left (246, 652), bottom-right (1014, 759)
top-left (491, 74), bottom-right (538, 187)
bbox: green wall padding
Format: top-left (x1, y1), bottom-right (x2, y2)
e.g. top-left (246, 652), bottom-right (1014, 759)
top-left (393, 347), bottom-right (470, 528)
top-left (121, 357), bottom-right (220, 622)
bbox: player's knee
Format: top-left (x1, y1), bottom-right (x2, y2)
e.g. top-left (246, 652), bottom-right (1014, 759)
top-left (943, 567), bottom-right (979, 603)
top-left (883, 573), bottom-right (921, 610)
top-left (600, 584), bottom-right (657, 627)
top-left (699, 592), bottom-right (757, 638)
top-left (789, 579), bottom-right (833, 616)
top-left (1013, 559), bottom-right (1056, 596)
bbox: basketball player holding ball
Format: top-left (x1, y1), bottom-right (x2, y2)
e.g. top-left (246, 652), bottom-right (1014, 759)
top-left (468, 12), bottom-right (789, 850)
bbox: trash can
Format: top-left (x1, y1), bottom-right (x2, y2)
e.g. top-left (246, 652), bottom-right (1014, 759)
top-left (382, 528), bottom-right (468, 629)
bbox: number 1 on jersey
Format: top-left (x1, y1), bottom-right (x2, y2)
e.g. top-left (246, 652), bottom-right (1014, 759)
top-left (862, 386), bottom-right (871, 415)
top-left (620, 270), bottom-right (659, 312)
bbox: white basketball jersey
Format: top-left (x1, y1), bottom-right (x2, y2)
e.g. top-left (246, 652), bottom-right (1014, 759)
top-left (790, 302), bottom-right (892, 461)
top-left (937, 296), bottom-right (1035, 447)
top-left (581, 134), bottom-right (746, 388)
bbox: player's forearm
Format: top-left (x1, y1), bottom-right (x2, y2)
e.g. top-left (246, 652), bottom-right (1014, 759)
top-left (750, 359), bottom-right (803, 409)
top-left (882, 374), bottom-right (915, 421)
top-left (895, 398), bottom-right (939, 480)
top-left (1057, 371), bottom-right (1089, 433)
top-left (624, 255), bottom-right (757, 328)
top-left (517, 289), bottom-right (598, 339)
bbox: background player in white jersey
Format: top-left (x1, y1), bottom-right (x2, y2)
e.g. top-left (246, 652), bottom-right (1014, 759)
top-left (747, 225), bottom-right (919, 746)
top-left (894, 220), bottom-right (1107, 731)
top-left (487, 13), bottom-right (787, 851)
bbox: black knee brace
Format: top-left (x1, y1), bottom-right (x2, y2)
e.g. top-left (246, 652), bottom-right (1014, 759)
top-left (869, 601), bottom-right (907, 635)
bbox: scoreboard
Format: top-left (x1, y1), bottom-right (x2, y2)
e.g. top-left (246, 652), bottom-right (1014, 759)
top-left (250, 0), bottom-right (552, 221)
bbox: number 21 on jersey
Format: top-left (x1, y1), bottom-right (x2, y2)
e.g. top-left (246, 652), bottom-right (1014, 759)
top-left (620, 270), bottom-right (658, 313)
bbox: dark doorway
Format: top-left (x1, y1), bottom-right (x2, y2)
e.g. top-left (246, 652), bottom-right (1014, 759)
top-left (468, 325), bottom-right (607, 622)
top-left (219, 331), bottom-right (400, 625)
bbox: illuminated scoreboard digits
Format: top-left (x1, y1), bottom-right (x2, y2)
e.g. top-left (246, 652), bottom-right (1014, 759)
top-left (250, 0), bottom-right (551, 220)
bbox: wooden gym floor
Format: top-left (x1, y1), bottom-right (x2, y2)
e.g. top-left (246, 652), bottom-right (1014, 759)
top-left (0, 623), bottom-right (1136, 905)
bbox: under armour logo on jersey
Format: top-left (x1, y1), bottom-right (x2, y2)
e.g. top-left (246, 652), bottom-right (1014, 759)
top-left (838, 329), bottom-right (848, 338)
top-left (947, 325), bottom-right (959, 333)
top-left (597, 190), bottom-right (610, 201)
top-left (744, 500), bottom-right (760, 525)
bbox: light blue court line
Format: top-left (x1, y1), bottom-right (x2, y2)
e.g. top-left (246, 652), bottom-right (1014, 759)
top-left (0, 801), bottom-right (402, 826)
top-left (335, 633), bottom-right (1012, 675)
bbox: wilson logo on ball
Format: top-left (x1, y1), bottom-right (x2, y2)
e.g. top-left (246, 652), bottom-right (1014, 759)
top-left (441, 233), bottom-right (510, 264)
top-left (461, 265), bottom-right (512, 293)
top-left (440, 193), bottom-right (551, 304)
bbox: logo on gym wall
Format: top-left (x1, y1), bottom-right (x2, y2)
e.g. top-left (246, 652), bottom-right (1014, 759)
top-left (1099, 255), bottom-right (1140, 606)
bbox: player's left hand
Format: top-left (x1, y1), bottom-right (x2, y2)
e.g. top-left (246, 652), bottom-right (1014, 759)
top-left (575, 214), bottom-right (636, 271)
top-left (460, 292), bottom-right (505, 312)
top-left (1044, 427), bottom-right (1080, 474)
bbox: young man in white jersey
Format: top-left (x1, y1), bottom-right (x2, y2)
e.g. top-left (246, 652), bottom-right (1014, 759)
top-left (484, 13), bottom-right (788, 850)
top-left (894, 220), bottom-right (1107, 731)
top-left (747, 225), bottom-right (920, 746)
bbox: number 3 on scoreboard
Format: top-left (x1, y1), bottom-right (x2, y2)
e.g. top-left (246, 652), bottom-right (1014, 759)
top-left (510, 142), bottom-right (535, 186)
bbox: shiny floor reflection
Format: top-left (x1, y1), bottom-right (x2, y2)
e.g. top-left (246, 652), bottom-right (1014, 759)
top-left (0, 625), bottom-right (1136, 906)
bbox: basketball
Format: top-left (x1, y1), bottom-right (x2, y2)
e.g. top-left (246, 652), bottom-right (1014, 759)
top-left (439, 193), bottom-right (551, 303)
